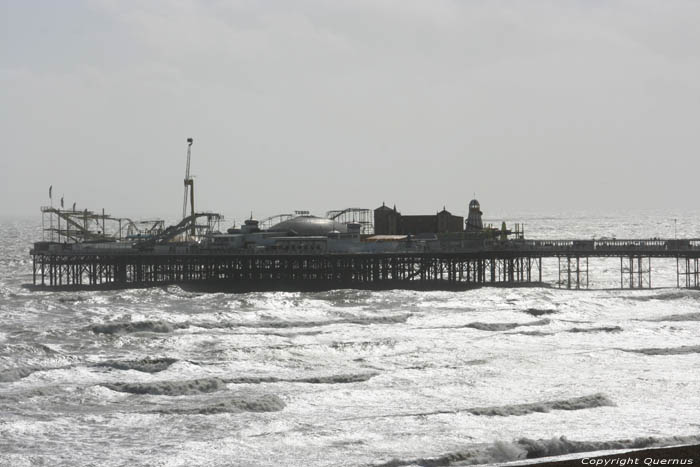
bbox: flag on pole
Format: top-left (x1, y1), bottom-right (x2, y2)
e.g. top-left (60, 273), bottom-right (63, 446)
top-left (49, 186), bottom-right (53, 199)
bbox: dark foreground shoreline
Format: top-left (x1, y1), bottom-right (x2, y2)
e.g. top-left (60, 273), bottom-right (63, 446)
top-left (512, 444), bottom-right (700, 466)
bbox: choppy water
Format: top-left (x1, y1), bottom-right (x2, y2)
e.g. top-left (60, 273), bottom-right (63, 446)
top-left (1, 213), bottom-right (700, 466)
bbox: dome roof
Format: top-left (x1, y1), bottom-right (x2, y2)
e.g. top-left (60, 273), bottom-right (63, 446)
top-left (469, 199), bottom-right (480, 209)
top-left (268, 215), bottom-right (349, 236)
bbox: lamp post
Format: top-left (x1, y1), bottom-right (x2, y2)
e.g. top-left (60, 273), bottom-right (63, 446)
top-left (674, 218), bottom-right (677, 239)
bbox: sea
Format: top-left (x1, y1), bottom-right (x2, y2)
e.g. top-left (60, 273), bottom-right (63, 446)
top-left (1, 212), bottom-right (699, 467)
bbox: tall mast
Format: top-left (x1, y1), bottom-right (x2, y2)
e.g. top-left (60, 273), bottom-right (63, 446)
top-left (182, 138), bottom-right (196, 239)
top-left (182, 138), bottom-right (193, 220)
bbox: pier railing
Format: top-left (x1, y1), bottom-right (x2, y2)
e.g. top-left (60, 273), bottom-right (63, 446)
top-left (483, 238), bottom-right (700, 254)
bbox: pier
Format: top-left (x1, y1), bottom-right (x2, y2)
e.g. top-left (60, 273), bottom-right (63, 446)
top-left (30, 238), bottom-right (700, 291)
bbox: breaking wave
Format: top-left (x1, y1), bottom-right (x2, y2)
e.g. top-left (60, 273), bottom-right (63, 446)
top-left (567, 326), bottom-right (623, 333)
top-left (511, 326), bottom-right (622, 336)
top-left (465, 393), bottom-right (614, 417)
top-left (348, 393), bottom-right (613, 420)
top-left (264, 330), bottom-right (324, 338)
top-left (522, 308), bottom-right (558, 316)
top-left (0, 343), bottom-right (57, 355)
top-left (103, 377), bottom-right (226, 396)
top-left (623, 345), bottom-right (700, 356)
top-left (377, 450), bottom-right (500, 467)
top-left (2, 358), bottom-right (181, 382)
top-left (154, 394), bottom-right (286, 414)
top-left (57, 296), bottom-right (87, 303)
top-left (512, 330), bottom-right (553, 336)
top-left (516, 434), bottom-right (700, 458)
top-left (0, 367), bottom-right (39, 382)
top-left (292, 373), bottom-right (377, 384)
top-left (226, 373), bottom-right (377, 384)
top-left (375, 434), bottom-right (700, 466)
top-left (627, 291), bottom-right (700, 302)
top-left (96, 357), bottom-right (179, 373)
top-left (90, 315), bottom-right (408, 336)
top-left (463, 319), bottom-right (550, 332)
top-left (192, 314), bottom-right (409, 330)
top-left (90, 320), bottom-right (185, 335)
top-left (650, 312), bottom-right (700, 322)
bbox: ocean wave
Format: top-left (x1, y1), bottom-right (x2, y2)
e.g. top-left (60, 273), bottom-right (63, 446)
top-left (465, 393), bottom-right (614, 417)
top-left (649, 312), bottom-right (700, 322)
top-left (0, 385), bottom-right (67, 402)
top-left (103, 377), bottom-right (226, 396)
top-left (511, 330), bottom-right (553, 336)
top-left (623, 345), bottom-right (700, 356)
top-left (265, 330), bottom-right (324, 338)
top-left (522, 308), bottom-right (558, 316)
top-left (627, 291), bottom-right (700, 302)
top-left (57, 296), bottom-right (87, 303)
top-left (517, 434), bottom-right (700, 458)
top-left (348, 393), bottom-right (613, 421)
top-left (567, 326), bottom-right (623, 333)
top-left (511, 326), bottom-right (622, 337)
top-left (153, 394), bottom-right (285, 414)
top-left (463, 319), bottom-right (550, 332)
top-left (1, 358), bottom-right (180, 382)
top-left (90, 320), bottom-right (185, 334)
top-left (96, 357), bottom-right (178, 373)
top-left (293, 373), bottom-right (377, 384)
top-left (375, 434), bottom-right (700, 466)
top-left (0, 343), bottom-right (58, 355)
top-left (376, 450), bottom-right (496, 467)
top-left (377, 438), bottom-right (530, 466)
top-left (0, 367), bottom-right (39, 383)
top-left (226, 373), bottom-right (377, 384)
top-left (86, 315), bottom-right (410, 336)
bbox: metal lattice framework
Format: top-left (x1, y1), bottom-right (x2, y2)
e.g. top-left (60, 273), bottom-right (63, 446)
top-left (40, 206), bottom-right (224, 247)
top-left (134, 212), bottom-right (223, 249)
top-left (41, 206), bottom-right (165, 243)
top-left (325, 208), bottom-right (373, 234)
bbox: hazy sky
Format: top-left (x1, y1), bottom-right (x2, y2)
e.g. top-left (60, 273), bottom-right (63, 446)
top-left (2, 0), bottom-right (699, 225)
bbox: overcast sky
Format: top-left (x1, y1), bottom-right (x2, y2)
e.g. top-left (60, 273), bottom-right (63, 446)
top-left (1, 0), bottom-right (699, 224)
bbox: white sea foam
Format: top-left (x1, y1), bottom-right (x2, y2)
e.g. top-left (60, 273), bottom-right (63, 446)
top-left (3, 215), bottom-right (700, 466)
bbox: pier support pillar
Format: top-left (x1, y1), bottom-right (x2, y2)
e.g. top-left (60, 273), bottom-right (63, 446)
top-left (620, 256), bottom-right (651, 289)
top-left (677, 257), bottom-right (699, 288)
top-left (559, 256), bottom-right (588, 289)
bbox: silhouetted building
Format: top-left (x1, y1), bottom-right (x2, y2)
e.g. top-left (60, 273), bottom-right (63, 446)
top-left (437, 208), bottom-right (463, 233)
top-left (374, 203), bottom-right (402, 235)
top-left (400, 215), bottom-right (437, 235)
top-left (374, 204), bottom-right (463, 235)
